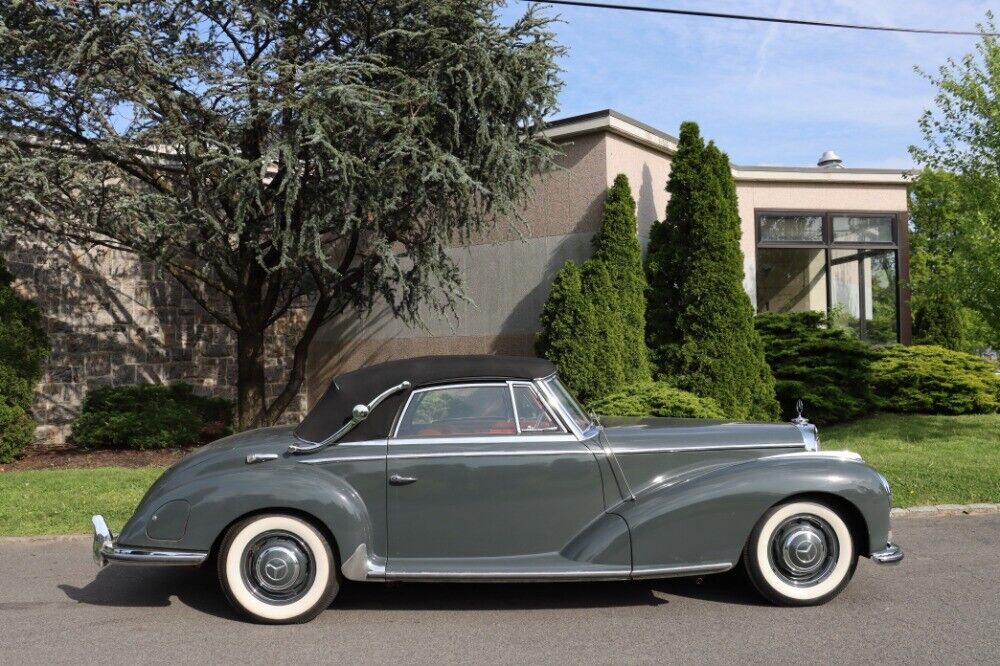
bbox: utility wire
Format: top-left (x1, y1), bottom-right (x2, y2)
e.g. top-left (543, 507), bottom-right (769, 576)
top-left (521, 1), bottom-right (996, 37)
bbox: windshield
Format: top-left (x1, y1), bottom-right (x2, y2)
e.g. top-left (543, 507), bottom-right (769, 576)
top-left (544, 376), bottom-right (594, 432)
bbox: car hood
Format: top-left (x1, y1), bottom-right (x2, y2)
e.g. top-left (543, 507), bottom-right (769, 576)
top-left (598, 416), bottom-right (807, 452)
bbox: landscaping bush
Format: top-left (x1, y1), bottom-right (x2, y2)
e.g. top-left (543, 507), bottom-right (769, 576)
top-left (755, 311), bottom-right (877, 425)
top-left (72, 383), bottom-right (233, 450)
top-left (0, 403), bottom-right (34, 464)
top-left (870, 345), bottom-right (1000, 415)
top-left (590, 382), bottom-right (726, 419)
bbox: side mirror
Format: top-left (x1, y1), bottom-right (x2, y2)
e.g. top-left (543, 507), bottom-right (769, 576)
top-left (352, 404), bottom-right (370, 422)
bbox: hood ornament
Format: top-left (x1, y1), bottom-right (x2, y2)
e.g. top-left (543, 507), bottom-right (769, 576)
top-left (792, 399), bottom-right (809, 425)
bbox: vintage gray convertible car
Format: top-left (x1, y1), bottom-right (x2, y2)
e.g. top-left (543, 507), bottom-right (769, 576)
top-left (91, 355), bottom-right (902, 623)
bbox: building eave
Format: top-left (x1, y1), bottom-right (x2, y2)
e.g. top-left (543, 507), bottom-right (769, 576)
top-left (543, 109), bottom-right (913, 186)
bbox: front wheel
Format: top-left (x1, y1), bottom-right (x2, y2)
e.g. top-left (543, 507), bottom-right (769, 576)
top-left (217, 514), bottom-right (340, 623)
top-left (743, 500), bottom-right (857, 606)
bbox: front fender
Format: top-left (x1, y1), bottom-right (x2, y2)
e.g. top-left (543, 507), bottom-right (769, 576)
top-left (613, 454), bottom-right (892, 570)
top-left (116, 461), bottom-right (374, 567)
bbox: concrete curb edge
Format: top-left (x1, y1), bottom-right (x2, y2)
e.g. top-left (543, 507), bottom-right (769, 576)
top-left (891, 503), bottom-right (1000, 518)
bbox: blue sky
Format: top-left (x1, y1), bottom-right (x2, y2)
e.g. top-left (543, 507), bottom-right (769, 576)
top-left (499, 1), bottom-right (994, 168)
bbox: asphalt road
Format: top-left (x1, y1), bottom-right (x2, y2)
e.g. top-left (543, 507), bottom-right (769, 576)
top-left (1, 514), bottom-right (998, 665)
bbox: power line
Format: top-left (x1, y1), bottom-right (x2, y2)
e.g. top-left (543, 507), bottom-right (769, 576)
top-left (521, 1), bottom-right (996, 37)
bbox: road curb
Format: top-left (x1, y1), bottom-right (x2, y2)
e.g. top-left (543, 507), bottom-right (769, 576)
top-left (891, 503), bottom-right (1000, 518)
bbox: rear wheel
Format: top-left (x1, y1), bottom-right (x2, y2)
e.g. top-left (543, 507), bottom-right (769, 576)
top-left (217, 514), bottom-right (340, 624)
top-left (743, 500), bottom-right (857, 606)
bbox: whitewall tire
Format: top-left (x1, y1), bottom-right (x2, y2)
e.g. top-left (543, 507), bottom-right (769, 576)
top-left (743, 501), bottom-right (857, 606)
top-left (217, 514), bottom-right (340, 624)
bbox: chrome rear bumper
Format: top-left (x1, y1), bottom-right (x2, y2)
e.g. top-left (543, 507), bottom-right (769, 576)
top-left (91, 515), bottom-right (208, 567)
top-left (871, 542), bottom-right (904, 565)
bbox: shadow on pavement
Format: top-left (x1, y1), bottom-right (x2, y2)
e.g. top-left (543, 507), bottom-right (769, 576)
top-left (59, 565), bottom-right (237, 620)
top-left (59, 565), bottom-right (764, 618)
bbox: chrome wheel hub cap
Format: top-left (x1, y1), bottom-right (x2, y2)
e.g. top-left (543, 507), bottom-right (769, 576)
top-left (254, 542), bottom-right (305, 592)
top-left (241, 531), bottom-right (314, 604)
top-left (768, 514), bottom-right (839, 587)
top-left (780, 527), bottom-right (826, 575)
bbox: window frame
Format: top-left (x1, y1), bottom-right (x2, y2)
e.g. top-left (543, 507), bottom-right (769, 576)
top-left (509, 381), bottom-right (566, 435)
top-left (392, 381), bottom-right (569, 441)
top-left (755, 209), bottom-right (901, 342)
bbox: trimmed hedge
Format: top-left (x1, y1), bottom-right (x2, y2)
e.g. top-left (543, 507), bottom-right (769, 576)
top-left (590, 382), bottom-right (726, 419)
top-left (0, 403), bottom-right (35, 464)
top-left (871, 345), bottom-right (1000, 415)
top-left (756, 312), bottom-right (877, 425)
top-left (72, 383), bottom-right (233, 450)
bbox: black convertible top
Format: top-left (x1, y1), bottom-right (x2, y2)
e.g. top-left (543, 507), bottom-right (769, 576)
top-left (294, 355), bottom-right (557, 444)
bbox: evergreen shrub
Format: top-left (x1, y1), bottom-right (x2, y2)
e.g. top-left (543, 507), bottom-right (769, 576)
top-left (870, 345), bottom-right (1000, 415)
top-left (590, 382), bottom-right (725, 419)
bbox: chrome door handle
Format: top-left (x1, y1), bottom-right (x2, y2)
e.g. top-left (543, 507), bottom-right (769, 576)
top-left (389, 474), bottom-right (418, 486)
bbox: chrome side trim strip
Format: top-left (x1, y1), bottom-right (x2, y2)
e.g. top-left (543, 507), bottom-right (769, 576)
top-left (766, 450), bottom-right (864, 462)
top-left (392, 434), bottom-right (578, 446)
top-left (387, 449), bottom-right (595, 460)
top-left (384, 568), bottom-right (632, 582)
top-left (612, 442), bottom-right (805, 455)
top-left (300, 455), bottom-right (385, 464)
top-left (630, 562), bottom-right (733, 579)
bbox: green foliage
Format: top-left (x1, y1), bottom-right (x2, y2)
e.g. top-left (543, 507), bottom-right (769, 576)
top-left (645, 122), bottom-right (779, 421)
top-left (536, 262), bottom-right (601, 402)
top-left (871, 345), bottom-right (1000, 415)
top-left (755, 312), bottom-right (877, 425)
top-left (580, 259), bottom-right (627, 400)
top-left (590, 382), bottom-right (725, 419)
top-left (0, 1), bottom-right (563, 428)
top-left (911, 21), bottom-right (1000, 340)
top-left (592, 174), bottom-right (651, 382)
top-left (908, 169), bottom-right (970, 350)
top-left (0, 256), bottom-right (50, 462)
top-left (71, 384), bottom-right (233, 450)
top-left (0, 403), bottom-right (34, 465)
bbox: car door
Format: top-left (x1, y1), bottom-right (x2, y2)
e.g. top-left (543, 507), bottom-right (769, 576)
top-left (385, 381), bottom-right (611, 578)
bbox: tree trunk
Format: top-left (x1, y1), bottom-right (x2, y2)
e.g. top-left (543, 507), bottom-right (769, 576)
top-left (236, 328), bottom-right (268, 430)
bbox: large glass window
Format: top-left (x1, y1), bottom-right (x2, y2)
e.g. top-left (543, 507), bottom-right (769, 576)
top-left (757, 248), bottom-right (828, 313)
top-left (756, 211), bottom-right (901, 343)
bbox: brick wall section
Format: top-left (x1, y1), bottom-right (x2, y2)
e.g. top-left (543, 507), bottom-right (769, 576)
top-left (2, 236), bottom-right (307, 447)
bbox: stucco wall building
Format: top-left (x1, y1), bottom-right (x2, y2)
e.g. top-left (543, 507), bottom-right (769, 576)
top-left (306, 110), bottom-right (911, 402)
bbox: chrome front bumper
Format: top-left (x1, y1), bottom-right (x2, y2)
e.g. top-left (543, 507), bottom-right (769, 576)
top-left (871, 542), bottom-right (904, 565)
top-left (91, 515), bottom-right (208, 567)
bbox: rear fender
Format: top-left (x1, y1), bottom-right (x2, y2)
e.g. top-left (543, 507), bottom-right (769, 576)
top-left (116, 464), bottom-right (374, 567)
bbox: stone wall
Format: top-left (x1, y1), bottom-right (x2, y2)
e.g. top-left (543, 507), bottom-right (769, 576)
top-left (1, 236), bottom-right (307, 447)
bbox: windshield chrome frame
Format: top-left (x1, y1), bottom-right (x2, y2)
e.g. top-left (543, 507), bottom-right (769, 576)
top-left (535, 374), bottom-right (597, 440)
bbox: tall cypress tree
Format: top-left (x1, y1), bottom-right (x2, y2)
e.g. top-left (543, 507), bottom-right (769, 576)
top-left (535, 262), bottom-right (599, 402)
top-left (646, 122), bottom-right (779, 420)
top-left (593, 174), bottom-right (651, 383)
top-left (580, 259), bottom-right (627, 398)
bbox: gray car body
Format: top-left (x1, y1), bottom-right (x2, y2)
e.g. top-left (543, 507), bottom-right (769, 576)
top-left (114, 392), bottom-right (893, 583)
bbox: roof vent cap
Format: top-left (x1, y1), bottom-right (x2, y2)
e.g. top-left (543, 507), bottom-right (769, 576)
top-left (817, 150), bottom-right (844, 168)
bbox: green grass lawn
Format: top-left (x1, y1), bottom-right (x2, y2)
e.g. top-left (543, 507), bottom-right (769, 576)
top-left (0, 414), bottom-right (998, 536)
top-left (0, 466), bottom-right (164, 537)
top-left (824, 413), bottom-right (1000, 508)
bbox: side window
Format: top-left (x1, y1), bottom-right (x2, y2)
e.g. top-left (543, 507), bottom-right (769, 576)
top-left (396, 385), bottom-right (515, 438)
top-left (512, 384), bottom-right (563, 434)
